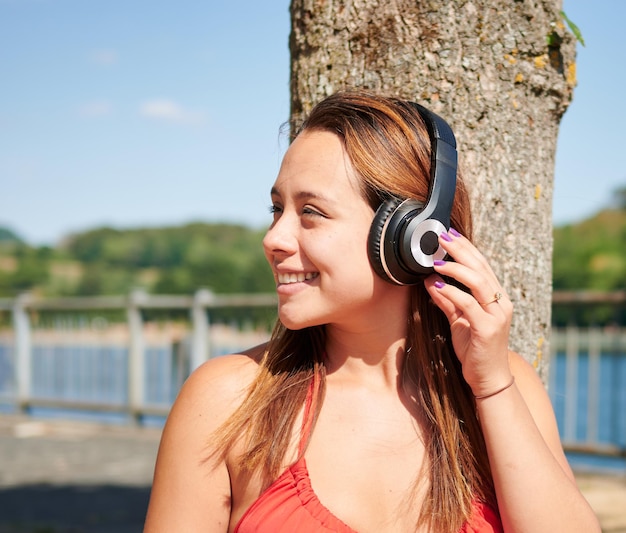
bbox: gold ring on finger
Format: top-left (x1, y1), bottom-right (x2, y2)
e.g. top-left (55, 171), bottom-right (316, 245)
top-left (480, 291), bottom-right (502, 306)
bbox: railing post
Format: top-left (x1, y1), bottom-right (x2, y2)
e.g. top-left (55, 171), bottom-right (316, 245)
top-left (563, 325), bottom-right (578, 444)
top-left (191, 288), bottom-right (213, 370)
top-left (587, 327), bottom-right (601, 447)
top-left (127, 289), bottom-right (146, 423)
top-left (13, 293), bottom-right (32, 413)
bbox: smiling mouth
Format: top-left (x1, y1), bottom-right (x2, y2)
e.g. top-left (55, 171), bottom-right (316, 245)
top-left (277, 272), bottom-right (319, 284)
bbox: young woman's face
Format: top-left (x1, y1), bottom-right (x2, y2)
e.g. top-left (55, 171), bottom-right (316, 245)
top-left (263, 129), bottom-right (403, 331)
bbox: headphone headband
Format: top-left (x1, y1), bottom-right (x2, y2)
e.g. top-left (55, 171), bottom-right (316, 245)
top-left (367, 102), bottom-right (458, 285)
top-left (407, 103), bottom-right (457, 227)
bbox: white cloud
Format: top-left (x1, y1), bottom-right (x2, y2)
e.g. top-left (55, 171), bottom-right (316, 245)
top-left (89, 49), bottom-right (118, 66)
top-left (79, 100), bottom-right (114, 117)
top-left (139, 99), bottom-right (205, 125)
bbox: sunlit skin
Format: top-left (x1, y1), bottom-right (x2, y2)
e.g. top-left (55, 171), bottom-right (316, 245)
top-left (144, 122), bottom-right (601, 533)
top-left (263, 130), bottom-right (410, 338)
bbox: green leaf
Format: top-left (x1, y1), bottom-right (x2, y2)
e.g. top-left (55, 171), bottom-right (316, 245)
top-left (560, 10), bottom-right (585, 47)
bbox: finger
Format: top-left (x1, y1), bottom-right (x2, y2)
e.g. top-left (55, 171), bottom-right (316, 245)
top-left (439, 230), bottom-right (501, 289)
top-left (436, 231), bottom-right (509, 309)
top-left (432, 259), bottom-right (506, 314)
top-left (430, 279), bottom-right (508, 343)
top-left (477, 291), bottom-right (504, 307)
top-left (424, 276), bottom-right (456, 319)
top-left (430, 268), bottom-right (514, 335)
top-left (425, 275), bottom-right (471, 324)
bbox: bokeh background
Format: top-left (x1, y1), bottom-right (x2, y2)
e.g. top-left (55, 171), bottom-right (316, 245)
top-left (1, 0), bottom-right (625, 245)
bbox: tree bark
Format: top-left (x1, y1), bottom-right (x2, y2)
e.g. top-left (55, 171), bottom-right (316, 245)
top-left (289, 0), bottom-right (577, 380)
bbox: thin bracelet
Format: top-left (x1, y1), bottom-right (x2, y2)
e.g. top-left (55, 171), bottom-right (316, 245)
top-left (474, 376), bottom-right (515, 400)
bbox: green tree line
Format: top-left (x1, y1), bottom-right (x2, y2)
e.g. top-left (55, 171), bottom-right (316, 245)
top-left (552, 203), bottom-right (626, 325)
top-left (1, 203), bottom-right (625, 316)
top-left (0, 223), bottom-right (275, 298)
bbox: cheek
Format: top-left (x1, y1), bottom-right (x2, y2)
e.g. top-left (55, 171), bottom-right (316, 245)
top-left (327, 228), bottom-right (375, 281)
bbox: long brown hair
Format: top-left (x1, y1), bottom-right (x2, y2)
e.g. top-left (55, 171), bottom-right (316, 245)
top-left (214, 90), bottom-right (495, 532)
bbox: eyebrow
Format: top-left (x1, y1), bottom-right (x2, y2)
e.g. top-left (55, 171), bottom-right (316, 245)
top-left (270, 186), bottom-right (337, 205)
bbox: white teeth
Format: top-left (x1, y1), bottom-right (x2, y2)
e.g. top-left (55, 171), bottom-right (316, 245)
top-left (277, 272), bottom-right (318, 284)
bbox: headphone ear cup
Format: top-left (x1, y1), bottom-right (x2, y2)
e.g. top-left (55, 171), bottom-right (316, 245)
top-left (368, 198), bottom-right (402, 284)
top-left (367, 102), bottom-right (457, 285)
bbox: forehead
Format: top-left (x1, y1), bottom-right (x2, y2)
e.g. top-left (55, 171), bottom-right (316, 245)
top-left (272, 130), bottom-right (362, 195)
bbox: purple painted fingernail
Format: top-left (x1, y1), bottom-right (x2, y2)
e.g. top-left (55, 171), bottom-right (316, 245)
top-left (440, 232), bottom-right (453, 242)
top-left (434, 280), bottom-right (446, 289)
top-left (433, 260), bottom-right (446, 266)
top-left (449, 228), bottom-right (462, 238)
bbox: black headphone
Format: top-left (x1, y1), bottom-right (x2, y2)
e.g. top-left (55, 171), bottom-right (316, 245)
top-left (367, 102), bottom-right (457, 285)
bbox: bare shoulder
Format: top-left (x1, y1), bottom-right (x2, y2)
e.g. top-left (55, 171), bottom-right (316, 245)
top-left (144, 343), bottom-right (267, 532)
top-left (184, 342), bottom-right (266, 392)
top-left (171, 342), bottom-right (267, 430)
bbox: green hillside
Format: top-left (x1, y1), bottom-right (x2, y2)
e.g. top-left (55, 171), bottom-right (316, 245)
top-left (552, 208), bottom-right (626, 325)
top-left (0, 222), bottom-right (274, 298)
top-left (553, 209), bottom-right (626, 292)
top-left (0, 208), bottom-right (624, 302)
top-left (0, 227), bottom-right (24, 244)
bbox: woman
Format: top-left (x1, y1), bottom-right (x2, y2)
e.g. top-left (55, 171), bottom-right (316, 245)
top-left (144, 91), bottom-right (600, 532)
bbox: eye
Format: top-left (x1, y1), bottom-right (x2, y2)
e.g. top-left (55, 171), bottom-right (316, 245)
top-left (268, 203), bottom-right (283, 215)
top-left (302, 206), bottom-right (325, 218)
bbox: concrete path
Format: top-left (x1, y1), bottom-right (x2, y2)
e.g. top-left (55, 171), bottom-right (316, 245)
top-left (0, 415), bottom-right (159, 533)
top-left (0, 414), bottom-right (624, 532)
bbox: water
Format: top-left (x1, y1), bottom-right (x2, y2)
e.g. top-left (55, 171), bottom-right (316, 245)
top-left (550, 351), bottom-right (626, 448)
top-left (566, 451), bottom-right (626, 473)
top-left (1, 335), bottom-right (625, 472)
top-left (549, 349), bottom-right (626, 473)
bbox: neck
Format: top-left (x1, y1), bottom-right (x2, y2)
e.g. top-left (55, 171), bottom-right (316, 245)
top-left (323, 317), bottom-right (409, 390)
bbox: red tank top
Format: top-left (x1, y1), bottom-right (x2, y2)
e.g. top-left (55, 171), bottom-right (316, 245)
top-left (234, 375), bottom-right (503, 533)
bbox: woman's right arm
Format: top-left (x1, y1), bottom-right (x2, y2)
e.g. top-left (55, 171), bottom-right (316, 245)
top-left (143, 353), bottom-right (258, 533)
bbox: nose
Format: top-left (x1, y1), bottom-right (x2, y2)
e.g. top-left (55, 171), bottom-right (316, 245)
top-left (263, 212), bottom-right (298, 258)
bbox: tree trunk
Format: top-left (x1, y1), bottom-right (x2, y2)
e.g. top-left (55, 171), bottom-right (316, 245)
top-left (289, 0), bottom-right (576, 380)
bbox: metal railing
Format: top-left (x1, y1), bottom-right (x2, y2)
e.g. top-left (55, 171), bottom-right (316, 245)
top-left (0, 290), bottom-right (624, 458)
top-left (0, 289), bottom-right (276, 422)
top-left (550, 326), bottom-right (626, 457)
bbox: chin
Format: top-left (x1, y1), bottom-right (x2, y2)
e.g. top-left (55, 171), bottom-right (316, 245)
top-left (280, 319), bottom-right (316, 331)
top-left (278, 312), bottom-right (324, 332)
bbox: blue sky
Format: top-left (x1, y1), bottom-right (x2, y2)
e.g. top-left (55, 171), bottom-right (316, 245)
top-left (1, 1), bottom-right (624, 246)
